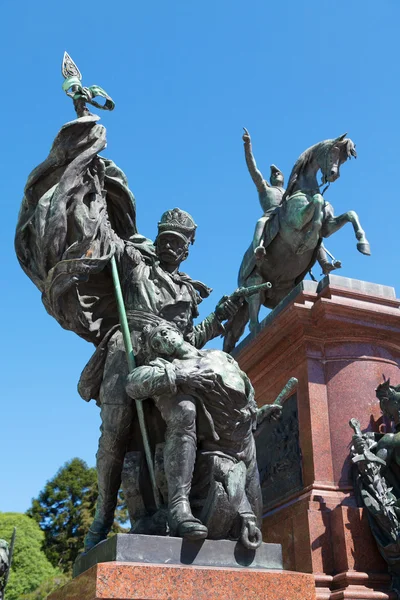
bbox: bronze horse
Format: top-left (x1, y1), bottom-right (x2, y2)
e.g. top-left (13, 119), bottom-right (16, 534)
top-left (223, 134), bottom-right (370, 353)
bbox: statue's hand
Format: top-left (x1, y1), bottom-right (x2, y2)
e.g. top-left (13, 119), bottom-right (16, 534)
top-left (175, 367), bottom-right (216, 393)
top-left (257, 403), bottom-right (282, 426)
top-left (242, 127), bottom-right (251, 144)
top-left (268, 404), bottom-right (283, 421)
top-left (215, 296), bottom-right (242, 321)
top-left (352, 434), bottom-right (367, 454)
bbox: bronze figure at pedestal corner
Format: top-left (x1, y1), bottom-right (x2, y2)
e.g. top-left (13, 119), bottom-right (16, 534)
top-left (222, 129), bottom-right (370, 352)
top-left (350, 380), bottom-right (400, 597)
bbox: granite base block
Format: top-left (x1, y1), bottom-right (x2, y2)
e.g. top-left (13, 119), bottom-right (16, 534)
top-left (73, 533), bottom-right (282, 577)
top-left (315, 571), bottom-right (398, 600)
top-left (49, 562), bottom-right (317, 600)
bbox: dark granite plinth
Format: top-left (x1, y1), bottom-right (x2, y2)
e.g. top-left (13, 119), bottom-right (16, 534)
top-left (73, 533), bottom-right (282, 577)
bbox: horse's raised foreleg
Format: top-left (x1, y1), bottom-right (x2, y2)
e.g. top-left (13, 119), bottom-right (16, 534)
top-left (248, 292), bottom-right (262, 332)
top-left (322, 211), bottom-right (370, 255)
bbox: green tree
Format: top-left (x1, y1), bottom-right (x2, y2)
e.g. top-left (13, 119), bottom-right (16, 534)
top-left (0, 512), bottom-right (62, 600)
top-left (28, 458), bottom-right (128, 574)
top-left (20, 574), bottom-right (69, 600)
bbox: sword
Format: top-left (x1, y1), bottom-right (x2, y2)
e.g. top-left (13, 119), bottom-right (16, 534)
top-left (61, 53), bottom-right (161, 510)
top-left (349, 418), bottom-right (384, 465)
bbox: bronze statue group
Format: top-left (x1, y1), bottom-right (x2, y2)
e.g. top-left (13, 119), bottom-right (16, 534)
top-left (15, 54), bottom-right (374, 561)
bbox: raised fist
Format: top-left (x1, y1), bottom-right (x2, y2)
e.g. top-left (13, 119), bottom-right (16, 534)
top-left (242, 127), bottom-right (251, 143)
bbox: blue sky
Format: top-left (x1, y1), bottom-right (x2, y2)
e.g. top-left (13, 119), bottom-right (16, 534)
top-left (1, 0), bottom-right (399, 513)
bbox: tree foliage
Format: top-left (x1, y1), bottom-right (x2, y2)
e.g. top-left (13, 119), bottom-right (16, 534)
top-left (0, 512), bottom-right (61, 600)
top-left (28, 458), bottom-right (128, 574)
top-left (20, 574), bottom-right (70, 600)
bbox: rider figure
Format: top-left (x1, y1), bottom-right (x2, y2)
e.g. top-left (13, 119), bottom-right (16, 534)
top-left (243, 128), bottom-right (341, 275)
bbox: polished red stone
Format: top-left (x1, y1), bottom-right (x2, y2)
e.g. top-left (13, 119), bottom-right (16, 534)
top-left (235, 277), bottom-right (400, 600)
top-left (47, 562), bottom-right (316, 600)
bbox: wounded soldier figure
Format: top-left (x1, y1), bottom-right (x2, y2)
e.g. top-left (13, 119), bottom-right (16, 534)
top-left (126, 321), bottom-right (283, 549)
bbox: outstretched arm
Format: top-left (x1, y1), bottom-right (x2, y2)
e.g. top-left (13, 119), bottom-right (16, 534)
top-left (243, 128), bottom-right (269, 195)
top-left (126, 359), bottom-right (218, 399)
top-left (126, 361), bottom-right (178, 400)
top-left (188, 312), bottom-right (225, 349)
top-left (188, 294), bottom-right (243, 349)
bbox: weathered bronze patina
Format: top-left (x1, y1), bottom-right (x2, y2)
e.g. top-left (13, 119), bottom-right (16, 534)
top-left (350, 380), bottom-right (400, 596)
top-left (223, 129), bottom-right (370, 352)
top-left (16, 55), bottom-right (292, 554)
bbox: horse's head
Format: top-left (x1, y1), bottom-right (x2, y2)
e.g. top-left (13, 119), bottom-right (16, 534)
top-left (284, 134), bottom-right (357, 200)
top-left (316, 133), bottom-right (357, 185)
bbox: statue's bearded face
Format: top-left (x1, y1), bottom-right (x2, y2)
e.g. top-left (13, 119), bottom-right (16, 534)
top-left (270, 172), bottom-right (284, 187)
top-left (156, 233), bottom-right (189, 266)
top-left (377, 382), bottom-right (400, 425)
top-left (150, 325), bottom-right (184, 357)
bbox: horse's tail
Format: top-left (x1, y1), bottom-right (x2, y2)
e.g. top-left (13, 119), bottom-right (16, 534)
top-left (223, 302), bottom-right (249, 354)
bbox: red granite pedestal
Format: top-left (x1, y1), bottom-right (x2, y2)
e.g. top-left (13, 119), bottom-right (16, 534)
top-left (235, 275), bottom-right (400, 600)
top-left (47, 562), bottom-right (316, 600)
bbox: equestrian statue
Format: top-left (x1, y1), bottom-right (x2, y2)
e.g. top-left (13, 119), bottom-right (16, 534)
top-left (223, 129), bottom-right (370, 352)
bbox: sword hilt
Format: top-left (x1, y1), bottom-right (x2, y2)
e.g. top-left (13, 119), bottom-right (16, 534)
top-left (349, 418), bottom-right (362, 437)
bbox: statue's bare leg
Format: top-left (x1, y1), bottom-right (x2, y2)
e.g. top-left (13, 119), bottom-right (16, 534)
top-left (248, 294), bottom-right (262, 332)
top-left (247, 273), bottom-right (264, 331)
top-left (253, 217), bottom-right (267, 259)
top-left (321, 210), bottom-right (371, 255)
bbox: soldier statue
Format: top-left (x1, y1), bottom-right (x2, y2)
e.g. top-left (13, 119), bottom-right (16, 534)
top-left (15, 54), bottom-right (252, 552)
top-left (78, 207), bottom-right (240, 548)
top-left (350, 380), bottom-right (400, 596)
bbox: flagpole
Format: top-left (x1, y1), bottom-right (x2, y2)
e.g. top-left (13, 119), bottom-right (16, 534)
top-left (62, 51), bottom-right (161, 510)
top-left (110, 256), bottom-right (161, 509)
